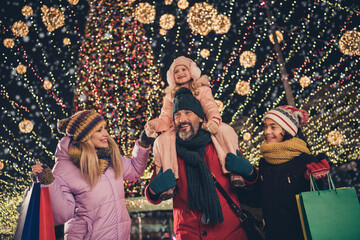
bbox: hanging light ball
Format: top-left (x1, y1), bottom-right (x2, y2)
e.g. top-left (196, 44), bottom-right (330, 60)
top-left (3, 38), bottom-right (15, 48)
top-left (243, 132), bottom-right (252, 141)
top-left (16, 64), bottom-right (27, 74)
top-left (21, 5), bottom-right (33, 17)
top-left (213, 14), bottom-right (231, 34)
top-left (165, 0), bottom-right (173, 5)
top-left (235, 81), bottom-right (250, 96)
top-left (215, 100), bottom-right (223, 112)
top-left (159, 14), bottom-right (175, 30)
top-left (0, 161), bottom-right (4, 171)
top-left (327, 130), bottom-right (343, 145)
top-left (200, 48), bottom-right (210, 58)
top-left (269, 30), bottom-right (284, 44)
top-left (41, 5), bottom-right (65, 32)
top-left (43, 80), bottom-right (53, 90)
top-left (19, 119), bottom-right (34, 133)
top-left (338, 30), bottom-right (360, 56)
top-left (134, 2), bottom-right (156, 24)
top-left (63, 37), bottom-right (71, 45)
top-left (68, 0), bottom-right (79, 5)
top-left (239, 51), bottom-right (257, 68)
top-left (12, 20), bottom-right (29, 37)
top-left (178, 0), bottom-right (189, 10)
top-left (299, 76), bottom-right (311, 87)
top-left (159, 28), bottom-right (167, 36)
top-left (187, 2), bottom-right (217, 36)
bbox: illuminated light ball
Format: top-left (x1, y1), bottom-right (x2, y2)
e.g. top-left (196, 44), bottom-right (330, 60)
top-left (200, 48), bottom-right (210, 58)
top-left (41, 5), bottom-right (65, 32)
top-left (213, 14), bottom-right (231, 34)
top-left (159, 28), bottom-right (167, 36)
top-left (338, 30), bottom-right (360, 56)
top-left (299, 76), bottom-right (311, 88)
top-left (160, 81), bottom-right (166, 87)
top-left (0, 161), bottom-right (3, 171)
top-left (269, 30), bottom-right (283, 44)
top-left (134, 2), bottom-right (156, 24)
top-left (165, 0), bottom-right (173, 5)
top-left (159, 14), bottom-right (175, 30)
top-left (16, 64), bottom-right (27, 74)
top-left (68, 0), bottom-right (79, 5)
top-left (63, 37), bottom-right (71, 45)
top-left (12, 20), bottom-right (29, 37)
top-left (21, 5), bottom-right (33, 17)
top-left (243, 132), bottom-right (251, 141)
top-left (239, 51), bottom-right (257, 68)
top-left (19, 119), bottom-right (34, 133)
top-left (79, 94), bottom-right (88, 102)
top-left (187, 2), bottom-right (217, 36)
top-left (235, 81), bottom-right (250, 96)
top-left (327, 130), bottom-right (343, 145)
top-left (178, 0), bottom-right (189, 10)
top-left (43, 80), bottom-right (53, 90)
top-left (3, 38), bottom-right (15, 48)
top-left (215, 100), bottom-right (223, 112)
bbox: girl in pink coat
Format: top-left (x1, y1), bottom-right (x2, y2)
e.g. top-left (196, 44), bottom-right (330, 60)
top-left (145, 56), bottom-right (243, 198)
top-left (32, 110), bottom-right (152, 240)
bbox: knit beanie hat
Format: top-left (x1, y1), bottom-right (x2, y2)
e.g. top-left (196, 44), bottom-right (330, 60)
top-left (166, 56), bottom-right (202, 86)
top-left (57, 110), bottom-right (106, 142)
top-left (264, 105), bottom-right (309, 136)
top-left (172, 87), bottom-right (204, 119)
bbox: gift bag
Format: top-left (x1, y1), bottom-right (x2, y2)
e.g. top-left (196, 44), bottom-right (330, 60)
top-left (296, 173), bottom-right (360, 240)
top-left (15, 180), bottom-right (56, 240)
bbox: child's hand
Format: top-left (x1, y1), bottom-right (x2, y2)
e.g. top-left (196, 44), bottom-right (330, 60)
top-left (202, 119), bottom-right (219, 134)
top-left (305, 159), bottom-right (330, 181)
top-left (145, 121), bottom-right (158, 138)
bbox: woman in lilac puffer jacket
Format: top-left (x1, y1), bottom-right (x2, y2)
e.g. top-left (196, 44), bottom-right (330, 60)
top-left (32, 110), bottom-right (153, 240)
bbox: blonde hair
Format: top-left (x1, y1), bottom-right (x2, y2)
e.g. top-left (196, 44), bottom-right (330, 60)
top-left (166, 79), bottom-right (200, 100)
top-left (78, 135), bottom-right (122, 188)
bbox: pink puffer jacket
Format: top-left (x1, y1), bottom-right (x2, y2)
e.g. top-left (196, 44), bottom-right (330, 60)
top-left (47, 136), bottom-right (150, 240)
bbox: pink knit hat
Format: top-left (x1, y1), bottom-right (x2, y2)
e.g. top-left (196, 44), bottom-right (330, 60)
top-left (264, 105), bottom-right (309, 136)
top-left (166, 56), bottom-right (201, 86)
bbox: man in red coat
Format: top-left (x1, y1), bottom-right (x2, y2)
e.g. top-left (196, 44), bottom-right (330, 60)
top-left (145, 87), bottom-right (258, 240)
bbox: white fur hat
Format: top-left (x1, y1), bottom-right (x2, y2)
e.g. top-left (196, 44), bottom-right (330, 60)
top-left (166, 56), bottom-right (201, 86)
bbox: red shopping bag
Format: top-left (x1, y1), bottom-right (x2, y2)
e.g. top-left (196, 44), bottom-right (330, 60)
top-left (39, 187), bottom-right (56, 240)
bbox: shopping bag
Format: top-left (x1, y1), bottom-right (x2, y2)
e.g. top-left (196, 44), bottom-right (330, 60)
top-left (296, 173), bottom-right (360, 240)
top-left (15, 181), bottom-right (41, 240)
top-left (39, 187), bottom-right (56, 240)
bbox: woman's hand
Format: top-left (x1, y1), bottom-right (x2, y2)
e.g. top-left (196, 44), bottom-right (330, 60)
top-left (31, 162), bottom-right (44, 176)
top-left (31, 163), bottom-right (55, 185)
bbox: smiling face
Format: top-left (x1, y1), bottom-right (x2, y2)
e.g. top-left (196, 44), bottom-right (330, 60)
top-left (263, 118), bottom-right (286, 143)
top-left (174, 65), bottom-right (191, 87)
top-left (174, 109), bottom-right (203, 140)
top-left (90, 122), bottom-right (109, 148)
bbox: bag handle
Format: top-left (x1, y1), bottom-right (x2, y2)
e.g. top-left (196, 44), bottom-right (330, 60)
top-left (310, 172), bottom-right (337, 195)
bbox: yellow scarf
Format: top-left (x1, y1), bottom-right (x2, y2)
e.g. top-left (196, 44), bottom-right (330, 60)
top-left (260, 138), bottom-right (310, 165)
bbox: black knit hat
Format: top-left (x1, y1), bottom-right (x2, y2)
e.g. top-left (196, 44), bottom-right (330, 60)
top-left (172, 87), bottom-right (205, 119)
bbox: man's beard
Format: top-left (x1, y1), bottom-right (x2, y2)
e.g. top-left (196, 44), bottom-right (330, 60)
top-left (176, 122), bottom-right (199, 140)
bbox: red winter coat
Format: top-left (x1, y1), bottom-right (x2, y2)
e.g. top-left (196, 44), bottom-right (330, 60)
top-left (146, 143), bottom-right (252, 240)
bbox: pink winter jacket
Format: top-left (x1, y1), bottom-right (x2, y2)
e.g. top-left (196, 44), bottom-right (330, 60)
top-left (150, 75), bottom-right (222, 132)
top-left (47, 136), bottom-right (150, 240)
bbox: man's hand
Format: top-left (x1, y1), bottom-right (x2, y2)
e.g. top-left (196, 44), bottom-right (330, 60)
top-left (149, 168), bottom-right (176, 195)
top-left (305, 159), bottom-right (330, 181)
top-left (139, 130), bottom-right (155, 148)
top-left (225, 150), bottom-right (253, 176)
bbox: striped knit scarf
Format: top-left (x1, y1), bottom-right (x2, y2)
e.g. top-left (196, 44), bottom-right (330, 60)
top-left (260, 137), bottom-right (310, 165)
top-left (176, 128), bottom-right (224, 224)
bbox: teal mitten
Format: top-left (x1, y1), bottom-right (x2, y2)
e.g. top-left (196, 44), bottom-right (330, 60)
top-left (225, 150), bottom-right (253, 176)
top-left (149, 168), bottom-right (176, 195)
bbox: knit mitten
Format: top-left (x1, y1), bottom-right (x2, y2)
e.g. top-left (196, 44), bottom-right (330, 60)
top-left (149, 168), bottom-right (176, 195)
top-left (140, 130), bottom-right (155, 147)
top-left (305, 159), bottom-right (330, 181)
top-left (37, 165), bottom-right (55, 185)
top-left (225, 150), bottom-right (253, 176)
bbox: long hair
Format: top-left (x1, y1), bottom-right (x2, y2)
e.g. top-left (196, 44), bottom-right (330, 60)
top-left (166, 78), bottom-right (200, 100)
top-left (78, 135), bottom-right (123, 188)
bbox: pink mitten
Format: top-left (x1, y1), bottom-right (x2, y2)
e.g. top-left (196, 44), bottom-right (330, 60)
top-left (145, 121), bottom-right (158, 138)
top-left (305, 159), bottom-right (330, 180)
top-left (202, 119), bottom-right (219, 134)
